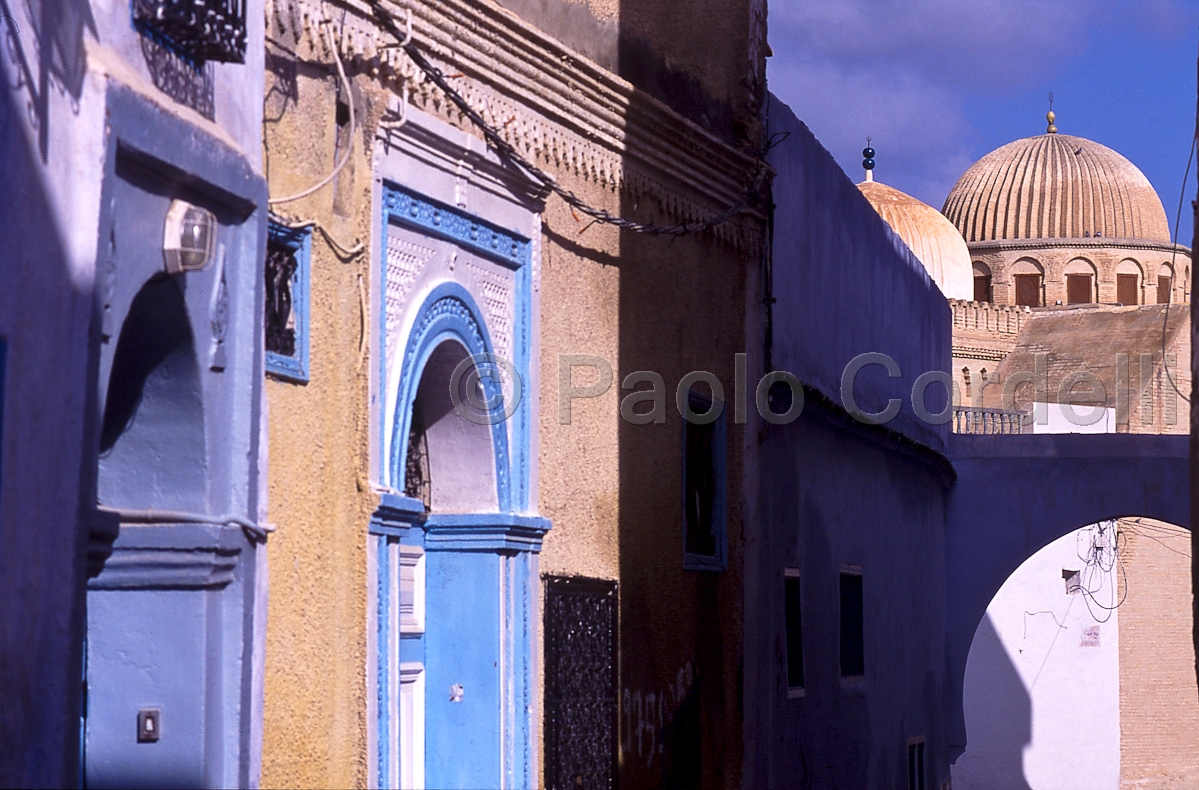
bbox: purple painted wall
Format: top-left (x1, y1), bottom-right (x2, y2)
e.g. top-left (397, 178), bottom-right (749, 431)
top-left (765, 94), bottom-right (952, 451)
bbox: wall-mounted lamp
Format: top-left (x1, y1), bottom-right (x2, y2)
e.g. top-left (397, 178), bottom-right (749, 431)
top-left (163, 200), bottom-right (217, 274)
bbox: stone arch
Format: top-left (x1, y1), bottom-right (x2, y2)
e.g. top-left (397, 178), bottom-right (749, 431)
top-left (944, 434), bottom-right (1189, 763)
top-left (97, 274), bottom-right (206, 513)
top-left (1010, 258), bottom-right (1043, 276)
top-left (389, 282), bottom-right (510, 513)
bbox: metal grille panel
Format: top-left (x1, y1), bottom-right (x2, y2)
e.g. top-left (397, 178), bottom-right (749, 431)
top-left (544, 576), bottom-right (618, 790)
top-left (264, 242), bottom-right (297, 357)
top-left (134, 0), bottom-right (247, 63)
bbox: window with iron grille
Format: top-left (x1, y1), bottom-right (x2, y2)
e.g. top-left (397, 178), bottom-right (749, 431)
top-left (544, 576), bottom-right (617, 790)
top-left (265, 223), bottom-right (310, 382)
top-left (134, 0), bottom-right (247, 63)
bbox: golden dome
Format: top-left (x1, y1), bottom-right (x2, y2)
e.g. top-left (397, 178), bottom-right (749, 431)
top-left (858, 179), bottom-right (974, 301)
top-left (942, 133), bottom-right (1169, 243)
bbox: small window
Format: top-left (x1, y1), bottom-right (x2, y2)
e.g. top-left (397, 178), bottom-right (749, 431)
top-left (1066, 274), bottom-right (1093, 304)
top-left (1063, 568), bottom-right (1081, 595)
top-left (1014, 274), bottom-right (1042, 307)
top-left (907, 739), bottom-right (926, 790)
top-left (839, 569), bottom-right (864, 679)
top-left (682, 388), bottom-right (727, 571)
top-left (784, 569), bottom-right (805, 695)
top-left (1117, 273), bottom-right (1139, 306)
top-left (265, 223), bottom-right (311, 382)
top-left (1158, 275), bottom-right (1172, 304)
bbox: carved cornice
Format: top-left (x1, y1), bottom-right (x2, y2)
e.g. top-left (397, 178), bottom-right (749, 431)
top-left (951, 346), bottom-right (1008, 363)
top-left (424, 513), bottom-right (551, 553)
top-left (267, 0), bottom-right (765, 247)
top-left (968, 237), bottom-right (1192, 257)
top-left (87, 523), bottom-right (245, 590)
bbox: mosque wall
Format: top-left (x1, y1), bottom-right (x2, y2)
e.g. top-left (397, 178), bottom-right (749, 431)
top-left (969, 241), bottom-right (1191, 309)
top-left (949, 300), bottom-right (1029, 407)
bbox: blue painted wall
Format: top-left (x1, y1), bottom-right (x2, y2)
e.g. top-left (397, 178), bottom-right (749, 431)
top-left (84, 85), bottom-right (267, 789)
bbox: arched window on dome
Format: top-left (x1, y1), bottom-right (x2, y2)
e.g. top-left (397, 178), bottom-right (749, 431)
top-left (1115, 259), bottom-right (1142, 306)
top-left (1064, 258), bottom-right (1097, 305)
top-left (1011, 258), bottom-right (1043, 307)
top-left (1158, 263), bottom-right (1174, 304)
top-left (972, 262), bottom-right (992, 303)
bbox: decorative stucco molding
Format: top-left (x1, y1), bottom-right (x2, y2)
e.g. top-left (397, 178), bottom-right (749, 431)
top-left (268, 0), bottom-right (765, 248)
top-left (87, 523), bottom-right (245, 590)
top-left (424, 513), bottom-right (551, 553)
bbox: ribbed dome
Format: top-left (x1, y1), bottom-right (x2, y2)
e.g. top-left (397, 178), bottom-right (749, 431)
top-left (942, 134), bottom-right (1169, 243)
top-left (858, 179), bottom-right (974, 300)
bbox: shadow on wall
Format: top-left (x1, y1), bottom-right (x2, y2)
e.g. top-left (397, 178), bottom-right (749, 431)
top-left (0, 1), bottom-right (95, 783)
top-left (952, 614), bottom-right (1032, 790)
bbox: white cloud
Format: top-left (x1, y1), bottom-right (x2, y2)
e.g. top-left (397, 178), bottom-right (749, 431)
top-left (765, 0), bottom-right (1188, 207)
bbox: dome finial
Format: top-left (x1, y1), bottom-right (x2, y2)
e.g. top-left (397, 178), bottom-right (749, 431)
top-left (862, 135), bottom-right (875, 182)
top-left (1046, 91), bottom-right (1057, 134)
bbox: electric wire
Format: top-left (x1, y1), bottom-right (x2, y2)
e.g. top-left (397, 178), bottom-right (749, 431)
top-left (367, 2), bottom-right (773, 237)
top-left (269, 21), bottom-right (358, 206)
top-left (1161, 130), bottom-right (1195, 403)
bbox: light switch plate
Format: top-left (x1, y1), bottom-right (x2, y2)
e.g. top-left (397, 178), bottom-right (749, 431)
top-left (137, 708), bottom-right (161, 743)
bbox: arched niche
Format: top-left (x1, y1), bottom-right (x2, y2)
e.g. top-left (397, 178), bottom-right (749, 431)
top-left (1157, 262), bottom-right (1175, 304)
top-left (390, 284), bottom-right (509, 513)
top-left (1010, 258), bottom-right (1043, 307)
top-left (1115, 259), bottom-right (1142, 306)
top-left (98, 274), bottom-right (207, 512)
top-left (407, 339), bottom-right (499, 513)
top-left (1064, 257), bottom-right (1097, 304)
top-left (972, 261), bottom-right (992, 303)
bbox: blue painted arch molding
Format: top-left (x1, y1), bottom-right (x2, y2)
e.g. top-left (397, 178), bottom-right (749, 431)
top-left (388, 282), bottom-right (513, 512)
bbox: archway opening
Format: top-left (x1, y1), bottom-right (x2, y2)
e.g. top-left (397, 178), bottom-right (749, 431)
top-left (402, 339), bottom-right (498, 513)
top-left (953, 517), bottom-right (1196, 789)
top-left (98, 274), bottom-right (206, 512)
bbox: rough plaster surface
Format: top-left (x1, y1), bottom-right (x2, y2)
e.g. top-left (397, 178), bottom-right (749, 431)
top-left (260, 64), bottom-right (373, 790)
top-left (748, 410), bottom-right (951, 790)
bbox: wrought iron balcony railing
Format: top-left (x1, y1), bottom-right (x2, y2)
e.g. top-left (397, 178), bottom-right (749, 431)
top-left (134, 0), bottom-right (247, 63)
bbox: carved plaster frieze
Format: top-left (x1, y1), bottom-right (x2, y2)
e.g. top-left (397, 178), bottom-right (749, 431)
top-left (266, 0), bottom-right (765, 249)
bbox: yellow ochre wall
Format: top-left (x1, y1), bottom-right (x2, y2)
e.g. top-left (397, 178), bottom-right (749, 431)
top-left (260, 52), bottom-right (378, 789)
top-left (258, 0), bottom-right (765, 787)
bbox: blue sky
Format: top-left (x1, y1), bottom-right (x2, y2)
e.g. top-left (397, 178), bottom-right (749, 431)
top-left (767, 0), bottom-right (1199, 243)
